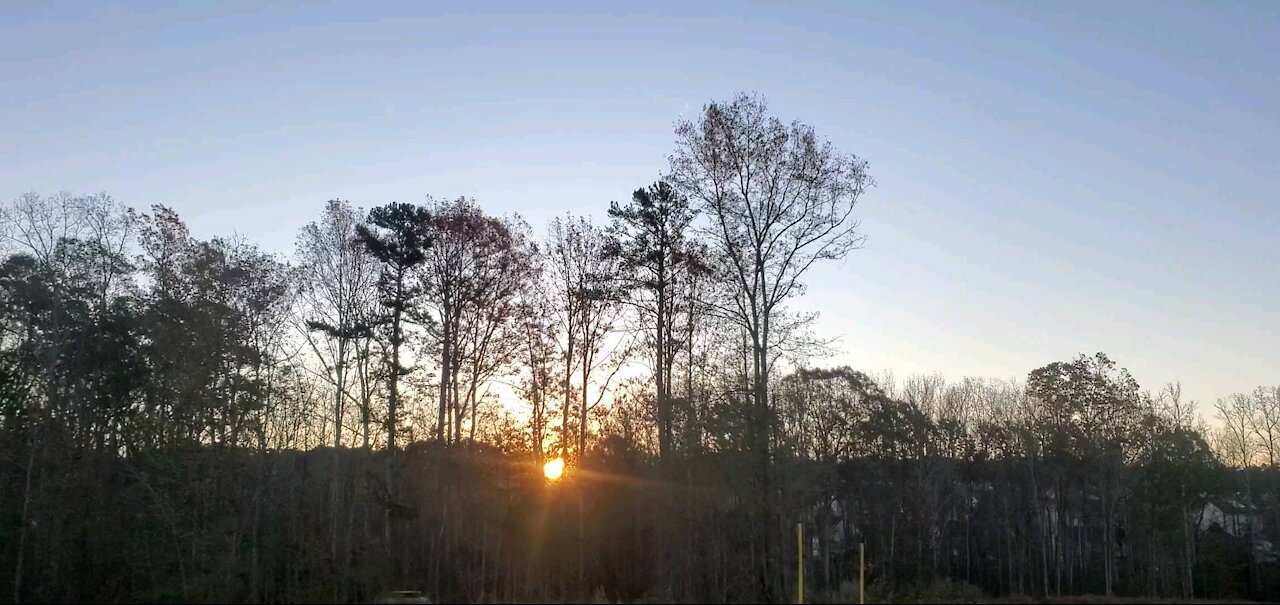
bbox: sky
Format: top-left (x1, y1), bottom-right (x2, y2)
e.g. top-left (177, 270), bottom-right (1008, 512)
top-left (2, 1), bottom-right (1277, 412)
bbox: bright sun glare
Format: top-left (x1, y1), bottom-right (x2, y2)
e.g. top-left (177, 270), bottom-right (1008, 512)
top-left (543, 457), bottom-right (565, 481)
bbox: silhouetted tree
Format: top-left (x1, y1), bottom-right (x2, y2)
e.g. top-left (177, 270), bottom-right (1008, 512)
top-left (606, 180), bottom-right (701, 459)
top-left (356, 201), bottom-right (432, 555)
top-left (670, 92), bottom-right (874, 601)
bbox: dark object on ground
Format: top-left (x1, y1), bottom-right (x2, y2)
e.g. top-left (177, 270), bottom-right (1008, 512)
top-left (373, 590), bottom-right (432, 603)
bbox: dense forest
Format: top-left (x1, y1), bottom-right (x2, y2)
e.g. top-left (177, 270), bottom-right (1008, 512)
top-left (1, 94), bottom-right (1277, 604)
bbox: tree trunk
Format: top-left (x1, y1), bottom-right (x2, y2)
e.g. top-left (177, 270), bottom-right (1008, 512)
top-left (331, 337), bottom-right (347, 566)
top-left (1182, 485), bottom-right (1194, 599)
top-left (386, 293), bottom-right (402, 560)
top-left (756, 311), bottom-right (775, 602)
top-left (578, 332), bottom-right (592, 459)
top-left (561, 334), bottom-right (574, 459)
top-left (12, 427), bottom-right (39, 605)
top-left (437, 306), bottom-right (450, 444)
top-left (1103, 472), bottom-right (1113, 597)
top-left (656, 290), bottom-right (670, 459)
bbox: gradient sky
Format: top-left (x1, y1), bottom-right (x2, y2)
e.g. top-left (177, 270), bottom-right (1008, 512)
top-left (3, 1), bottom-right (1277, 411)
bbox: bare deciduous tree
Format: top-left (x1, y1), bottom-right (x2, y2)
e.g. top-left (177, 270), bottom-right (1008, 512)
top-left (294, 199), bottom-right (377, 590)
top-left (544, 215), bottom-right (629, 460)
top-left (670, 92), bottom-right (873, 598)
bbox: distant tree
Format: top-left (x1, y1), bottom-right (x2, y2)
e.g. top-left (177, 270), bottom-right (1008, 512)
top-left (1246, 386), bottom-right (1280, 467)
top-left (544, 217), bottom-right (582, 459)
top-left (1027, 352), bottom-right (1144, 597)
top-left (515, 278), bottom-right (557, 460)
top-left (1213, 386), bottom-right (1277, 595)
top-left (598, 377), bottom-right (659, 454)
top-left (451, 215), bottom-right (535, 444)
top-left (1215, 393), bottom-right (1258, 468)
top-left (1, 192), bottom-right (95, 266)
top-left (1131, 417), bottom-right (1229, 599)
top-left (294, 199), bottom-right (377, 592)
top-left (417, 197), bottom-right (534, 445)
top-left (775, 366), bottom-right (882, 462)
top-left (295, 199), bottom-right (378, 450)
top-left (545, 215), bottom-right (627, 460)
top-left (1156, 381), bottom-right (1200, 431)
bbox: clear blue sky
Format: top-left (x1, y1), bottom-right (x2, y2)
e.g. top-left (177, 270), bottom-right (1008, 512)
top-left (3, 1), bottom-right (1277, 409)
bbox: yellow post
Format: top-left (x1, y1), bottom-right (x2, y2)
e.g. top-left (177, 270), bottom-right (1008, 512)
top-left (859, 541), bottom-right (865, 604)
top-left (797, 522), bottom-right (804, 604)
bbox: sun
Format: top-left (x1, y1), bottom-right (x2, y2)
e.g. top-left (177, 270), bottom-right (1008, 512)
top-left (542, 457), bottom-right (565, 481)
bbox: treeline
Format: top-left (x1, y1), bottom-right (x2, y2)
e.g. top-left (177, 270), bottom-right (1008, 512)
top-left (0, 93), bottom-right (1277, 603)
